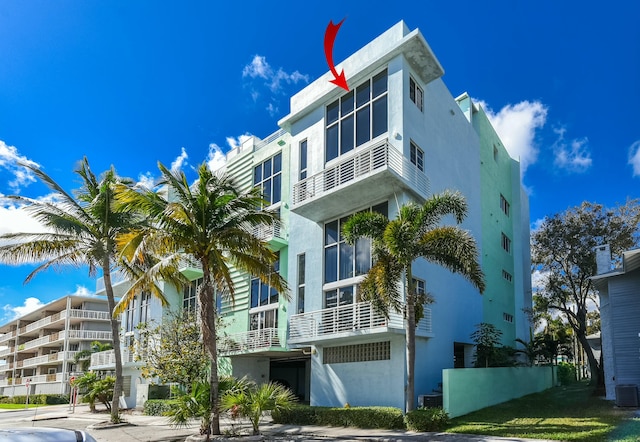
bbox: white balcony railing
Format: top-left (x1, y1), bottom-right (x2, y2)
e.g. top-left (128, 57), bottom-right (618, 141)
top-left (221, 328), bottom-right (281, 354)
top-left (0, 347), bottom-right (14, 357)
top-left (0, 331), bottom-right (16, 344)
top-left (19, 330), bottom-right (112, 352)
top-left (66, 309), bottom-right (110, 321)
top-left (253, 221), bottom-right (284, 242)
top-left (289, 302), bottom-right (432, 343)
top-left (89, 348), bottom-right (136, 369)
top-left (14, 373), bottom-right (65, 385)
top-left (18, 351), bottom-right (78, 369)
top-left (292, 139), bottom-right (430, 205)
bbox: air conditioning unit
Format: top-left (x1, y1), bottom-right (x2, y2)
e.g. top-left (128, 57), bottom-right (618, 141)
top-left (418, 393), bottom-right (443, 408)
top-left (615, 384), bottom-right (639, 407)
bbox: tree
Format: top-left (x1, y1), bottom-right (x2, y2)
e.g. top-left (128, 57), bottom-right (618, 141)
top-left (342, 191), bottom-right (485, 412)
top-left (0, 158), bottom-right (144, 423)
top-left (74, 341), bottom-right (113, 371)
top-left (116, 162), bottom-right (288, 436)
top-left (471, 322), bottom-right (515, 368)
top-left (134, 310), bottom-right (209, 388)
top-left (72, 372), bottom-right (115, 412)
top-left (531, 200), bottom-right (640, 387)
top-left (220, 381), bottom-right (298, 435)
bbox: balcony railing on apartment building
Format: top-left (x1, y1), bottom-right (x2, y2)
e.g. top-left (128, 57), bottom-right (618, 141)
top-left (0, 372), bottom-right (66, 387)
top-left (292, 139), bottom-right (430, 206)
top-left (0, 330), bottom-right (16, 344)
top-left (16, 309), bottom-right (109, 336)
top-left (221, 328), bottom-right (282, 355)
top-left (0, 347), bottom-right (14, 357)
top-left (16, 351), bottom-right (78, 369)
top-left (89, 348), bottom-right (136, 370)
top-left (252, 220), bottom-right (284, 243)
top-left (289, 301), bottom-right (432, 344)
top-left (18, 330), bottom-right (112, 352)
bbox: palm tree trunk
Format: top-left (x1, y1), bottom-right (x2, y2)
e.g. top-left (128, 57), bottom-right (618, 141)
top-left (405, 268), bottom-right (416, 413)
top-left (199, 267), bottom-right (220, 436)
top-left (576, 332), bottom-right (600, 387)
top-left (102, 261), bottom-right (123, 423)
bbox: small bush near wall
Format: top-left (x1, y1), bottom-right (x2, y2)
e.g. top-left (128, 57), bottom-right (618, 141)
top-left (144, 399), bottom-right (179, 416)
top-left (557, 362), bottom-right (577, 385)
top-left (272, 405), bottom-right (405, 429)
top-left (0, 394), bottom-right (69, 405)
top-left (405, 407), bottom-right (449, 432)
top-left (148, 385), bottom-right (171, 400)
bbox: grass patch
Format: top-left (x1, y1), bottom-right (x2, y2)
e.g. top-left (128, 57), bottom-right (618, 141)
top-left (445, 381), bottom-right (636, 441)
top-left (0, 403), bottom-right (41, 409)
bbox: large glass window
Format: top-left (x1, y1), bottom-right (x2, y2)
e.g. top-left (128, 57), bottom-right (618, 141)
top-left (250, 309), bottom-right (278, 331)
top-left (139, 291), bottom-right (151, 324)
top-left (323, 202), bottom-right (388, 285)
top-left (297, 253), bottom-right (305, 314)
top-left (299, 140), bottom-right (308, 180)
top-left (183, 278), bottom-right (203, 312)
top-left (325, 70), bottom-right (388, 163)
top-left (250, 252), bottom-right (280, 308)
top-left (254, 153), bottom-right (282, 206)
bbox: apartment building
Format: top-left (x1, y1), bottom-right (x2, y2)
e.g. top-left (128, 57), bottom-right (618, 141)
top-left (0, 295), bottom-right (111, 396)
top-left (90, 21), bottom-right (531, 410)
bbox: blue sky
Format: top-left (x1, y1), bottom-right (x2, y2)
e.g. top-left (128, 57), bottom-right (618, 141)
top-left (1, 1), bottom-right (639, 320)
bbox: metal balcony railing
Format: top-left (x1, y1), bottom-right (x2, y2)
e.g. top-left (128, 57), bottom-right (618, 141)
top-left (292, 139), bottom-right (430, 205)
top-left (66, 309), bottom-right (110, 321)
top-left (252, 220), bottom-right (284, 242)
top-left (18, 351), bottom-right (79, 369)
top-left (0, 330), bottom-right (16, 344)
top-left (221, 328), bottom-right (281, 354)
top-left (289, 302), bottom-right (432, 343)
top-left (89, 348), bottom-right (136, 369)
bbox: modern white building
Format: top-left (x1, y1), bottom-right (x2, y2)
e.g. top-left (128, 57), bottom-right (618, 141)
top-left (89, 20), bottom-right (531, 411)
top-left (0, 295), bottom-right (111, 396)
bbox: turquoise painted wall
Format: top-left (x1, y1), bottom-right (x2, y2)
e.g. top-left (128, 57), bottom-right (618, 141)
top-left (461, 95), bottom-right (522, 346)
top-left (443, 366), bottom-right (555, 417)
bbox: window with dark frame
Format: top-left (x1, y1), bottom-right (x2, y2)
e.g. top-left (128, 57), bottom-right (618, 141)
top-left (325, 70), bottom-right (388, 163)
top-left (250, 252), bottom-right (280, 309)
top-left (501, 232), bottom-right (511, 253)
top-left (299, 140), bottom-right (308, 180)
top-left (410, 141), bottom-right (424, 172)
top-left (409, 76), bottom-right (423, 111)
top-left (500, 194), bottom-right (510, 217)
top-left (297, 253), bottom-right (305, 314)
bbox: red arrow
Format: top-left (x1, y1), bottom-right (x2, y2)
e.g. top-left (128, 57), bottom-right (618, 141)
top-left (324, 19), bottom-right (349, 91)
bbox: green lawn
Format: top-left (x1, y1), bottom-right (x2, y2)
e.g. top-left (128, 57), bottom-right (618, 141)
top-left (445, 381), bottom-right (638, 441)
top-left (0, 403), bottom-right (42, 409)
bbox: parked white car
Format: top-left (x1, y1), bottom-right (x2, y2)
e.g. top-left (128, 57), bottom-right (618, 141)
top-left (0, 427), bottom-right (97, 441)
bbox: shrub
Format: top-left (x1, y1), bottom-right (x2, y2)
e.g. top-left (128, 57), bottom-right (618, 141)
top-left (144, 399), bottom-right (179, 416)
top-left (405, 407), bottom-right (449, 432)
top-left (272, 405), bottom-right (405, 430)
top-left (148, 385), bottom-right (171, 400)
top-left (0, 394), bottom-right (69, 405)
top-left (557, 362), bottom-right (577, 385)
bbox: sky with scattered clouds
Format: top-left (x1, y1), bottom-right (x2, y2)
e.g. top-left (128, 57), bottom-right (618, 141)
top-left (0, 1), bottom-right (638, 320)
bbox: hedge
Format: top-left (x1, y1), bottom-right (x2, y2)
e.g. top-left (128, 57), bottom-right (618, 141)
top-left (144, 399), bottom-right (179, 416)
top-left (272, 405), bottom-right (405, 429)
top-left (0, 394), bottom-right (69, 405)
top-left (404, 407), bottom-right (449, 432)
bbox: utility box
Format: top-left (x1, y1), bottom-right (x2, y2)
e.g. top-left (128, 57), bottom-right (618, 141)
top-left (418, 393), bottom-right (443, 408)
top-left (615, 384), bottom-right (639, 407)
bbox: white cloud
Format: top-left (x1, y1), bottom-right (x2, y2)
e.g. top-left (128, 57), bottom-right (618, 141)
top-left (70, 285), bottom-right (93, 297)
top-left (552, 127), bottom-right (592, 173)
top-left (0, 140), bottom-right (40, 193)
top-left (530, 217), bottom-right (546, 233)
top-left (135, 172), bottom-right (156, 190)
top-left (207, 143), bottom-right (227, 172)
top-left (477, 100), bottom-right (548, 174)
top-left (242, 55), bottom-right (309, 94)
top-left (531, 269), bottom-right (550, 293)
top-left (266, 102), bottom-right (279, 116)
top-left (170, 147), bottom-right (188, 172)
top-left (0, 197), bottom-right (51, 236)
top-left (3, 297), bottom-right (44, 320)
top-left (629, 140), bottom-right (640, 177)
top-left (225, 133), bottom-right (253, 151)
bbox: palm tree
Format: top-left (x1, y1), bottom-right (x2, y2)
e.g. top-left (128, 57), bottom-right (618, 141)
top-left (0, 158), bottom-right (141, 423)
top-left (116, 162), bottom-right (288, 436)
top-left (74, 340), bottom-right (113, 371)
top-left (342, 191), bottom-right (485, 412)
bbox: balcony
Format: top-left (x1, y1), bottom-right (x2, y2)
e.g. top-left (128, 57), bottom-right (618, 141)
top-left (19, 330), bottom-right (112, 352)
top-left (89, 348), bottom-right (137, 370)
top-left (180, 257), bottom-right (203, 280)
top-left (18, 351), bottom-right (78, 369)
top-left (0, 330), bottom-right (16, 344)
top-left (13, 373), bottom-right (65, 385)
top-left (17, 310), bottom-right (109, 337)
top-left (292, 139), bottom-right (430, 221)
top-left (66, 309), bottom-right (110, 321)
top-left (220, 328), bottom-right (284, 356)
top-left (253, 221), bottom-right (287, 250)
top-left (289, 301), bottom-right (432, 344)
top-left (0, 347), bottom-right (14, 357)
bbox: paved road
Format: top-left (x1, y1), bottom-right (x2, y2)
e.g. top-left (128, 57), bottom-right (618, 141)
top-left (0, 404), bottom-right (554, 442)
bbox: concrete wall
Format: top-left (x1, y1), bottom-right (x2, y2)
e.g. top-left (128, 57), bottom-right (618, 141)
top-left (443, 366), bottom-right (554, 417)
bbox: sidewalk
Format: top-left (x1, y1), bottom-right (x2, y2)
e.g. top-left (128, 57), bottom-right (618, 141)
top-left (2, 404), bottom-right (555, 442)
